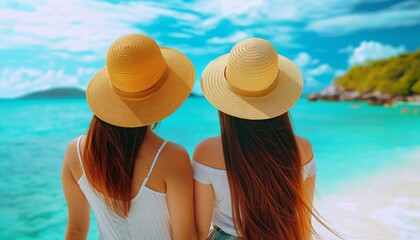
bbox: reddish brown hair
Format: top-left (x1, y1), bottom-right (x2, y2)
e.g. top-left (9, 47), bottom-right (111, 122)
top-left (219, 111), bottom-right (313, 239)
top-left (82, 115), bottom-right (148, 217)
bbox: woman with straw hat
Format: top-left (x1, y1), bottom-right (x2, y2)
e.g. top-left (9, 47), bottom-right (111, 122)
top-left (62, 34), bottom-right (197, 240)
top-left (193, 38), bottom-right (317, 240)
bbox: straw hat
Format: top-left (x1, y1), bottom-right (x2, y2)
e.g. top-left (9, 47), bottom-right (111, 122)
top-left (201, 38), bottom-right (303, 120)
top-left (86, 34), bottom-right (195, 127)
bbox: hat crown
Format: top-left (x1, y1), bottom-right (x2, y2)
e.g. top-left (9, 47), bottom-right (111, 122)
top-left (106, 34), bottom-right (166, 93)
top-left (226, 38), bottom-right (279, 92)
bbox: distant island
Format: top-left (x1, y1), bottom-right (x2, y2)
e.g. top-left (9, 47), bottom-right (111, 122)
top-left (18, 87), bottom-right (204, 99)
top-left (308, 51), bottom-right (420, 105)
top-left (20, 87), bottom-right (86, 99)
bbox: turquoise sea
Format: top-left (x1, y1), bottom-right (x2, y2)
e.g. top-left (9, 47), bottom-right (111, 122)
top-left (0, 98), bottom-right (419, 239)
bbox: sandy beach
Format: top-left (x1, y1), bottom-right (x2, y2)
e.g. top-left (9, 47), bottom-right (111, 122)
top-left (313, 148), bottom-right (420, 240)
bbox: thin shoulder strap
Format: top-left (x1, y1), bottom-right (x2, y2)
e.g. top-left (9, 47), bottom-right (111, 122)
top-left (139, 141), bottom-right (168, 189)
top-left (76, 135), bottom-right (85, 175)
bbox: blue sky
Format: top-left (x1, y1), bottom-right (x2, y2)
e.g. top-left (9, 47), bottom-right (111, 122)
top-left (0, 0), bottom-right (419, 98)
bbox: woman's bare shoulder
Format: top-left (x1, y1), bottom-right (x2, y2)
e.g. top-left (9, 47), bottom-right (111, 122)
top-left (295, 136), bottom-right (314, 165)
top-left (63, 136), bottom-right (84, 178)
top-left (193, 136), bottom-right (225, 169)
top-left (159, 141), bottom-right (191, 171)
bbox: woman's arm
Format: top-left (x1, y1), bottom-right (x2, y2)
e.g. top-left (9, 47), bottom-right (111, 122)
top-left (297, 137), bottom-right (316, 222)
top-left (193, 180), bottom-right (214, 240)
top-left (62, 139), bottom-right (91, 240)
top-left (192, 138), bottom-right (219, 239)
top-left (165, 144), bottom-right (197, 240)
top-left (301, 138), bottom-right (316, 204)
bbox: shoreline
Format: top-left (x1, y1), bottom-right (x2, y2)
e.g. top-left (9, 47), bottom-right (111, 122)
top-left (313, 148), bottom-right (420, 239)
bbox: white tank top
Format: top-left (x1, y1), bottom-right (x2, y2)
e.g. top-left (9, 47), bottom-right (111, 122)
top-left (76, 136), bottom-right (172, 240)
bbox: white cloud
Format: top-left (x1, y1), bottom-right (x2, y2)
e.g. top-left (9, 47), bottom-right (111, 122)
top-left (80, 55), bottom-right (101, 63)
top-left (192, 0), bottom-right (366, 25)
top-left (347, 41), bottom-right (406, 66)
top-left (76, 68), bottom-right (97, 78)
top-left (189, 0), bottom-right (409, 35)
top-left (294, 52), bottom-right (311, 67)
top-left (198, 16), bottom-right (224, 31)
top-left (0, 67), bottom-right (95, 98)
top-left (293, 52), bottom-right (334, 87)
top-left (270, 34), bottom-right (300, 49)
top-left (192, 0), bottom-right (264, 26)
top-left (169, 44), bottom-right (228, 56)
top-left (207, 31), bottom-right (251, 44)
top-left (168, 32), bottom-right (193, 39)
top-left (338, 45), bottom-right (354, 54)
top-left (305, 76), bottom-right (320, 87)
top-left (50, 51), bottom-right (101, 63)
top-left (307, 64), bottom-right (332, 76)
top-left (178, 0), bottom-right (409, 38)
top-left (306, 1), bottom-right (420, 35)
top-left (2, 0), bottom-right (413, 58)
top-left (189, 0), bottom-right (420, 42)
top-left (0, 0), bottom-right (200, 55)
top-left (2, 0), bottom-right (415, 57)
top-left (253, 26), bottom-right (299, 48)
top-left (294, 52), bottom-right (319, 68)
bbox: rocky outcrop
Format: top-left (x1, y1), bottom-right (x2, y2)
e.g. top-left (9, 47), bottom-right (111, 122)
top-left (340, 91), bottom-right (361, 101)
top-left (407, 95), bottom-right (420, 103)
top-left (308, 86), bottom-right (420, 105)
top-left (308, 86), bottom-right (342, 101)
top-left (361, 92), bottom-right (392, 105)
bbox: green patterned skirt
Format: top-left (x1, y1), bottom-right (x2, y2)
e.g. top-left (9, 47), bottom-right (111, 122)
top-left (207, 225), bottom-right (239, 240)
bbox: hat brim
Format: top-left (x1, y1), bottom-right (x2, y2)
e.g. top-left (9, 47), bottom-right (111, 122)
top-left (201, 54), bottom-right (303, 120)
top-left (87, 47), bottom-right (195, 127)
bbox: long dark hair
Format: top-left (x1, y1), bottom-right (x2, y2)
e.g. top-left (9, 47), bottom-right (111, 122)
top-left (82, 115), bottom-right (148, 218)
top-left (219, 111), bottom-right (312, 239)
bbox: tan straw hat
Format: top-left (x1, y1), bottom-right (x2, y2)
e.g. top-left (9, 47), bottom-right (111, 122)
top-left (201, 38), bottom-right (303, 120)
top-left (86, 34), bottom-right (195, 127)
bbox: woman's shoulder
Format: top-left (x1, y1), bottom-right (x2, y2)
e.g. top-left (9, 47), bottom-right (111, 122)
top-left (158, 141), bottom-right (192, 173)
top-left (295, 136), bottom-right (313, 165)
top-left (159, 141), bottom-right (190, 161)
top-left (62, 136), bottom-right (84, 178)
top-left (195, 136), bottom-right (221, 150)
top-left (66, 137), bottom-right (79, 151)
top-left (162, 140), bottom-right (188, 153)
top-left (193, 136), bottom-right (225, 169)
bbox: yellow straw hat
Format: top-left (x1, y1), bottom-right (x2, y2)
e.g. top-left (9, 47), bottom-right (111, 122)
top-left (86, 34), bottom-right (195, 127)
top-left (201, 38), bottom-right (303, 120)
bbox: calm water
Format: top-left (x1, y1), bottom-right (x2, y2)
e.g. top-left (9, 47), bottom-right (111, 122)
top-left (0, 98), bottom-right (419, 239)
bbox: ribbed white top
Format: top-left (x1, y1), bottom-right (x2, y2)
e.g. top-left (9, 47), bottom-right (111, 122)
top-left (192, 157), bottom-right (317, 236)
top-left (76, 136), bottom-right (172, 240)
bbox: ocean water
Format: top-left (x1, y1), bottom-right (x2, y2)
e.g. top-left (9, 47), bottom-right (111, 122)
top-left (0, 98), bottom-right (419, 239)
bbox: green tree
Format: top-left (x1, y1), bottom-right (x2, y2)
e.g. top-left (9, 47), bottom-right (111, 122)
top-left (412, 81), bottom-right (420, 94)
top-left (334, 51), bottom-right (420, 96)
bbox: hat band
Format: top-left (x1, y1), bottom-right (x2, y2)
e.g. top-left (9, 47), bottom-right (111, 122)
top-left (112, 67), bottom-right (169, 99)
top-left (224, 68), bottom-right (280, 97)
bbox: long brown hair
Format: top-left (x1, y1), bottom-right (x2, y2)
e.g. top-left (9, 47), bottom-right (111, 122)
top-left (82, 115), bottom-right (148, 218)
top-left (219, 111), bottom-right (312, 239)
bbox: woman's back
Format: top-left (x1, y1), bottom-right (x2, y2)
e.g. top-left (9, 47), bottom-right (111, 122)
top-left (76, 134), bottom-right (171, 239)
top-left (63, 130), bottom-right (195, 240)
top-left (193, 136), bottom-right (317, 238)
